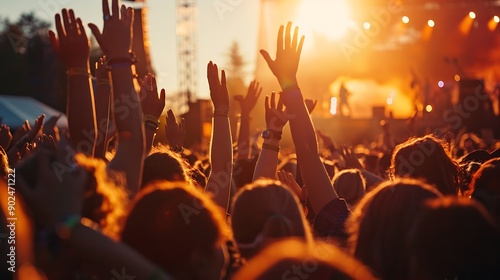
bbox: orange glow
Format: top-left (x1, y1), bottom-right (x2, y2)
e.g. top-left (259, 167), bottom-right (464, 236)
top-left (402, 16), bottom-right (409, 24)
top-left (422, 24), bottom-right (433, 41)
top-left (469, 11), bottom-right (476, 19)
top-left (363, 22), bottom-right (371, 30)
top-left (427, 20), bottom-right (435, 27)
top-left (426, 105), bottom-right (433, 112)
top-left (296, 0), bottom-right (351, 40)
top-left (488, 16), bottom-right (499, 31)
top-left (454, 75), bottom-right (461, 82)
top-left (459, 15), bottom-right (474, 35)
top-left (329, 79), bottom-right (413, 119)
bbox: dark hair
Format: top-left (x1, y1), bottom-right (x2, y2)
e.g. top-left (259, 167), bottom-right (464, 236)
top-left (332, 169), bottom-right (366, 206)
top-left (234, 239), bottom-right (375, 280)
top-left (471, 158), bottom-right (500, 224)
top-left (391, 134), bottom-right (460, 195)
top-left (347, 178), bottom-right (441, 280)
top-left (142, 145), bottom-right (200, 188)
top-left (231, 180), bottom-right (312, 259)
top-left (121, 181), bottom-right (229, 279)
top-left (408, 197), bottom-right (500, 279)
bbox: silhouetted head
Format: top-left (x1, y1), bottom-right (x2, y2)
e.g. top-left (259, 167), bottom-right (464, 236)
top-left (231, 180), bottom-right (312, 260)
top-left (471, 158), bottom-right (500, 224)
top-left (121, 181), bottom-right (229, 280)
top-left (234, 239), bottom-right (376, 280)
top-left (408, 197), bottom-right (500, 279)
top-left (142, 145), bottom-right (198, 188)
top-left (347, 178), bottom-right (441, 280)
top-left (332, 169), bottom-right (366, 207)
top-left (391, 135), bottom-right (460, 195)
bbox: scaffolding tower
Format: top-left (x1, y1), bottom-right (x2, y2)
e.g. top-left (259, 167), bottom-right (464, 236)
top-left (176, 0), bottom-right (198, 113)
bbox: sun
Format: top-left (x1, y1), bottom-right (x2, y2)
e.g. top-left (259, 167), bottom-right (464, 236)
top-left (296, 0), bottom-right (351, 40)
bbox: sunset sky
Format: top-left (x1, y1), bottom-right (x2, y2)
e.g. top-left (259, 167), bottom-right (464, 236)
top-left (4, 0), bottom-right (500, 119)
top-left (3, 0), bottom-right (260, 99)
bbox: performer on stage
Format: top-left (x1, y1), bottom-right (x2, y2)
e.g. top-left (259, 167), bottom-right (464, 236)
top-left (338, 82), bottom-right (352, 117)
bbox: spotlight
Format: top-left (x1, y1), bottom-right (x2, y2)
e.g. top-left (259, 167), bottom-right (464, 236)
top-left (426, 105), bottom-right (433, 113)
top-left (428, 20), bottom-right (435, 27)
top-left (330, 97), bottom-right (338, 115)
top-left (469, 12), bottom-right (476, 19)
top-left (402, 16), bottom-right (409, 24)
top-left (488, 16), bottom-right (500, 31)
top-left (438, 81), bottom-right (444, 88)
top-left (454, 75), bottom-right (461, 82)
top-left (363, 22), bottom-right (371, 30)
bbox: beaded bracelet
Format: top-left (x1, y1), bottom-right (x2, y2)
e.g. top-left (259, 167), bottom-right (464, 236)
top-left (262, 143), bottom-right (280, 152)
top-left (213, 109), bottom-right (229, 118)
top-left (144, 121), bottom-right (159, 131)
top-left (67, 68), bottom-right (91, 77)
top-left (97, 78), bottom-right (111, 86)
top-left (144, 114), bottom-right (159, 124)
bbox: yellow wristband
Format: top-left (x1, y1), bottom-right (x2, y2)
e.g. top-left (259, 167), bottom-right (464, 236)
top-left (67, 68), bottom-right (91, 77)
top-left (144, 114), bottom-right (159, 124)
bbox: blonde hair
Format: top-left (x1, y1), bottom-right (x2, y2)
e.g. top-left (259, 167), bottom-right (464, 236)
top-left (75, 154), bottom-right (129, 240)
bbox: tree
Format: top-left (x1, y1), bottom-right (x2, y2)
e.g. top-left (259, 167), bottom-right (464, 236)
top-left (225, 41), bottom-right (247, 139)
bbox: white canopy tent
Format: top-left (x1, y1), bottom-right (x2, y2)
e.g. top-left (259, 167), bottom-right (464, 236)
top-left (0, 95), bottom-right (67, 129)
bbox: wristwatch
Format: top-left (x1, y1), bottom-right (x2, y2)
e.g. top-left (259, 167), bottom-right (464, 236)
top-left (262, 129), bottom-right (282, 140)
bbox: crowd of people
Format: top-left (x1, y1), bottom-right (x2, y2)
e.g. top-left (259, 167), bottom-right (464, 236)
top-left (1, 0), bottom-right (500, 279)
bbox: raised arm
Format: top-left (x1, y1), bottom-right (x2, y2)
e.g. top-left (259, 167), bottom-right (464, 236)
top-left (93, 57), bottom-right (112, 159)
top-left (49, 9), bottom-right (96, 156)
top-left (15, 153), bottom-right (173, 280)
top-left (234, 80), bottom-right (261, 159)
top-left (89, 0), bottom-right (145, 193)
top-left (165, 109), bottom-right (186, 153)
top-left (139, 74), bottom-right (166, 154)
top-left (206, 62), bottom-right (233, 212)
top-left (260, 22), bottom-right (337, 214)
top-left (253, 92), bottom-right (288, 180)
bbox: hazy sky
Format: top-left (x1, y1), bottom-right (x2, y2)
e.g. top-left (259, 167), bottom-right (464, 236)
top-left (2, 0), bottom-right (260, 99)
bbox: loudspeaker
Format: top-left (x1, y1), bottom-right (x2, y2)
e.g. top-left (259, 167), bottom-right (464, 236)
top-left (458, 79), bottom-right (488, 133)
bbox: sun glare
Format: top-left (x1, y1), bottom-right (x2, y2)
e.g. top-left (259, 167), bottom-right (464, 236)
top-left (296, 0), bottom-right (351, 40)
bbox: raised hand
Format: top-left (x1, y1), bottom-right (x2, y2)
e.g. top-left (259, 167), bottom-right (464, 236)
top-left (317, 130), bottom-right (333, 148)
top-left (305, 99), bottom-right (318, 114)
top-left (260, 22), bottom-right (304, 90)
top-left (340, 146), bottom-right (364, 170)
top-left (26, 114), bottom-right (45, 143)
top-left (165, 109), bottom-right (186, 149)
top-left (278, 170), bottom-right (306, 201)
top-left (17, 151), bottom-right (87, 228)
top-left (207, 61), bottom-right (230, 114)
top-left (0, 124), bottom-right (12, 150)
top-left (48, 9), bottom-right (90, 69)
top-left (234, 80), bottom-right (262, 116)
top-left (88, 0), bottom-right (134, 59)
top-left (35, 134), bottom-right (58, 152)
top-left (95, 56), bottom-right (109, 80)
top-left (42, 115), bottom-right (61, 142)
top-left (140, 73), bottom-right (166, 118)
top-left (10, 121), bottom-right (30, 148)
top-left (265, 91), bottom-right (288, 132)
